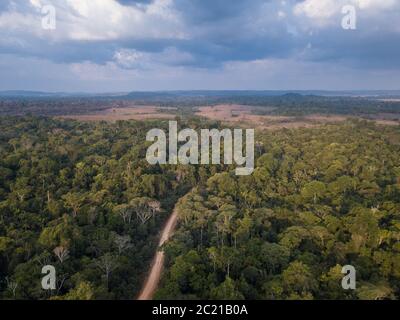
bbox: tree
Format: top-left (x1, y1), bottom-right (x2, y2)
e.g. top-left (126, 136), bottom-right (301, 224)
top-left (53, 246), bottom-right (70, 263)
top-left (301, 181), bottom-right (326, 204)
top-left (282, 261), bottom-right (317, 296)
top-left (357, 282), bottom-right (394, 300)
top-left (62, 192), bottom-right (85, 218)
top-left (210, 277), bottom-right (244, 300)
top-left (95, 254), bottom-right (118, 290)
top-left (113, 234), bottom-right (132, 255)
top-left (114, 204), bottom-right (134, 224)
top-left (346, 208), bottom-right (379, 252)
top-left (130, 197), bottom-right (161, 225)
top-left (320, 265), bottom-right (351, 299)
top-left (279, 226), bottom-right (310, 250)
top-left (63, 281), bottom-right (95, 300)
top-left (260, 243), bottom-right (290, 274)
top-left (5, 277), bottom-right (18, 299)
top-left (0, 237), bottom-right (13, 261)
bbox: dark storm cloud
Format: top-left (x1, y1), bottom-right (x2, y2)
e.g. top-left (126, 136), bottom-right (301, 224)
top-left (0, 0), bottom-right (399, 90)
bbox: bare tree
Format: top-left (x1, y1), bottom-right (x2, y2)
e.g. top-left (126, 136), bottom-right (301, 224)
top-left (114, 234), bottom-right (132, 255)
top-left (132, 198), bottom-right (161, 225)
top-left (115, 205), bottom-right (134, 224)
top-left (56, 273), bottom-right (68, 295)
top-left (9, 138), bottom-right (18, 152)
top-left (95, 254), bottom-right (118, 289)
top-left (5, 277), bottom-right (18, 299)
top-left (137, 209), bottom-right (153, 225)
top-left (148, 200), bottom-right (161, 215)
top-left (53, 246), bottom-right (70, 263)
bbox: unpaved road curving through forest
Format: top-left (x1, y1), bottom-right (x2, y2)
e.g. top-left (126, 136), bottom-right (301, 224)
top-left (137, 206), bottom-right (179, 300)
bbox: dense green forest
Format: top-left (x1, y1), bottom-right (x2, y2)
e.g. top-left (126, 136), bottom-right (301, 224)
top-left (0, 115), bottom-right (399, 300)
top-left (157, 120), bottom-right (400, 300)
top-left (0, 117), bottom-right (217, 299)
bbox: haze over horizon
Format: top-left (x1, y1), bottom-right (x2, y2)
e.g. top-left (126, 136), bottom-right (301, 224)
top-left (0, 0), bottom-right (399, 92)
top-left (2, 89), bottom-right (400, 97)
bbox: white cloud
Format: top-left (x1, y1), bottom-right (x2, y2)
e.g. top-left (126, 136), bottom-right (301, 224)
top-left (355, 0), bottom-right (397, 10)
top-left (277, 10), bottom-right (286, 19)
top-left (294, 0), bottom-right (338, 20)
top-left (113, 47), bottom-right (194, 69)
top-left (294, 0), bottom-right (399, 24)
top-left (113, 49), bottom-right (144, 69)
top-left (70, 60), bottom-right (131, 81)
top-left (29, 0), bottom-right (43, 9)
top-left (0, 0), bottom-right (186, 42)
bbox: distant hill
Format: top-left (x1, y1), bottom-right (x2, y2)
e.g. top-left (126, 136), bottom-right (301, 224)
top-left (0, 91), bottom-right (128, 98)
top-left (114, 90), bottom-right (400, 99)
top-left (0, 90), bottom-right (64, 97)
top-left (1, 90), bottom-right (400, 99)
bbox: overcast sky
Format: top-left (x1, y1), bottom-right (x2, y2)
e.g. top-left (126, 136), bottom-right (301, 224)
top-left (0, 0), bottom-right (399, 92)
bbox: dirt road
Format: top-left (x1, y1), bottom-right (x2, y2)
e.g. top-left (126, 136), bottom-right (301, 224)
top-left (137, 207), bottom-right (179, 300)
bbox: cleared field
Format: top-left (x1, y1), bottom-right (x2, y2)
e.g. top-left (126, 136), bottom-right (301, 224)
top-left (59, 106), bottom-right (176, 122)
top-left (58, 104), bottom-right (400, 128)
top-left (361, 113), bottom-right (400, 126)
top-left (195, 104), bottom-right (349, 129)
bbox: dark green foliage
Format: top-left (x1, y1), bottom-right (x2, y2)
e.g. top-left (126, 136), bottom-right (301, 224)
top-left (157, 121), bottom-right (400, 300)
top-left (1, 115), bottom-right (399, 300)
top-left (0, 117), bottom-right (203, 299)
